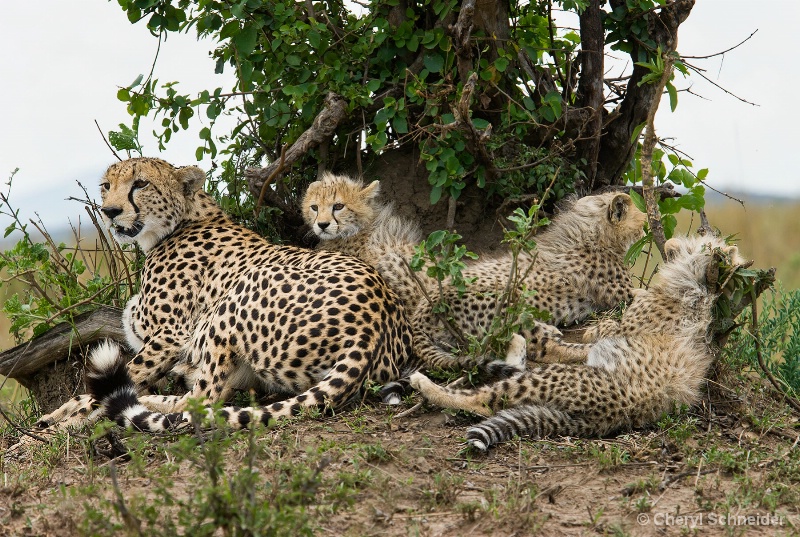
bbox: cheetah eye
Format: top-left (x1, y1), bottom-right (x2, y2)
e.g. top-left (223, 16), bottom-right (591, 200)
top-left (132, 179), bottom-right (150, 190)
top-left (310, 205), bottom-right (318, 212)
top-left (100, 182), bottom-right (110, 190)
top-left (333, 203), bottom-right (344, 211)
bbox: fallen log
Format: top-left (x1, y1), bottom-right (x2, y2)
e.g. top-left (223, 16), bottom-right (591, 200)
top-left (0, 307), bottom-right (125, 413)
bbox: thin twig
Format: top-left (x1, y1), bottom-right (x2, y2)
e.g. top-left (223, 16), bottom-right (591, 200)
top-left (403, 259), bottom-right (468, 348)
top-left (109, 460), bottom-right (142, 535)
top-left (681, 30), bottom-right (758, 59)
top-left (254, 144), bottom-right (287, 219)
top-left (94, 120), bottom-right (122, 162)
top-left (40, 274), bottom-right (130, 326)
top-left (682, 61), bottom-right (759, 106)
top-left (0, 401), bottom-right (49, 444)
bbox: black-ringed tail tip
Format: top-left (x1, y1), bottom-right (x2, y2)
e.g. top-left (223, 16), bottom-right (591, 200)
top-left (85, 340), bottom-right (188, 431)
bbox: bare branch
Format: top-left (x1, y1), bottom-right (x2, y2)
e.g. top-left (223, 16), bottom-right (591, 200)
top-left (94, 120), bottom-right (122, 162)
top-left (681, 30), bottom-right (758, 59)
top-left (245, 92), bottom-right (349, 198)
top-left (681, 61), bottom-right (759, 106)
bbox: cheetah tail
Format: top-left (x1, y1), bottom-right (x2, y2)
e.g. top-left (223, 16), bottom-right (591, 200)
top-left (85, 340), bottom-right (186, 431)
top-left (465, 405), bottom-right (595, 451)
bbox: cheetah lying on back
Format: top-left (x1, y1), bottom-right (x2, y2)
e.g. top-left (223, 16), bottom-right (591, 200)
top-left (302, 173), bottom-right (436, 309)
top-left (410, 235), bottom-right (745, 450)
top-left (38, 157), bottom-right (416, 435)
top-left (303, 176), bottom-right (646, 368)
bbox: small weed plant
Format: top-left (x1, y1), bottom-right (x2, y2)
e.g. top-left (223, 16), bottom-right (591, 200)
top-left (0, 170), bottom-right (139, 342)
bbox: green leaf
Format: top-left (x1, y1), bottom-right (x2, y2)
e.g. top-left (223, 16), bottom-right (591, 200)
top-left (429, 185), bottom-right (443, 205)
top-left (494, 57), bottom-right (509, 72)
top-left (472, 118), bottom-right (490, 129)
top-left (234, 25), bottom-right (258, 55)
top-left (625, 234), bottom-right (651, 265)
top-left (630, 121), bottom-right (646, 143)
top-left (393, 116), bottom-right (408, 134)
top-left (628, 189), bottom-right (646, 212)
top-left (127, 73), bottom-right (144, 89)
top-left (308, 30), bottom-right (321, 48)
top-left (427, 229), bottom-right (447, 246)
top-left (424, 53), bottom-right (444, 73)
top-left (666, 81), bottom-right (678, 112)
top-left (662, 214), bottom-right (677, 239)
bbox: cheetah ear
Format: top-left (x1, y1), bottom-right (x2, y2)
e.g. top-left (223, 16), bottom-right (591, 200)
top-left (664, 238), bottom-right (680, 261)
top-left (362, 180), bottom-right (381, 199)
top-left (176, 166), bottom-right (206, 196)
top-left (607, 194), bottom-right (629, 224)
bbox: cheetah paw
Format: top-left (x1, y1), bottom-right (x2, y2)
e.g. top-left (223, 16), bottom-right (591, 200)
top-left (503, 334), bottom-right (527, 369)
top-left (409, 371), bottom-right (433, 393)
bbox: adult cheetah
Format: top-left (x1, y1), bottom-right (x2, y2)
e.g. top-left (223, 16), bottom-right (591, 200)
top-left (410, 235), bottom-right (746, 450)
top-left (53, 157), bottom-right (417, 434)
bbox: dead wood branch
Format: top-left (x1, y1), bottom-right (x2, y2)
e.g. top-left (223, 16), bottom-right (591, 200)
top-left (245, 92), bottom-right (349, 199)
top-left (0, 306), bottom-right (124, 381)
top-left (450, 0), bottom-right (476, 82)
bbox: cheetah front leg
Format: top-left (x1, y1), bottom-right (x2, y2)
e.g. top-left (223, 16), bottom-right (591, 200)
top-left (522, 321), bottom-right (592, 364)
top-left (125, 326), bottom-right (193, 392)
top-left (31, 394), bottom-right (100, 433)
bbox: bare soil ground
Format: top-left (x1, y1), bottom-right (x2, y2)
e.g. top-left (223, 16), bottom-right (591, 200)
top-left (2, 380), bottom-right (799, 537)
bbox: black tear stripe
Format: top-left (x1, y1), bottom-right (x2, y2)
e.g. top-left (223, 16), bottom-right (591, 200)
top-left (128, 182), bottom-right (141, 215)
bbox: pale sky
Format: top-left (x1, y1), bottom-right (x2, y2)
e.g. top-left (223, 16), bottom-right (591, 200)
top-left (0, 0), bottom-right (797, 233)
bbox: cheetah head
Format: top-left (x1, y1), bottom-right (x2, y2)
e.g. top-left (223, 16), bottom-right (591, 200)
top-left (100, 157), bottom-right (205, 252)
top-left (663, 235), bottom-right (747, 293)
top-left (553, 192), bottom-right (646, 253)
top-left (302, 173), bottom-right (381, 240)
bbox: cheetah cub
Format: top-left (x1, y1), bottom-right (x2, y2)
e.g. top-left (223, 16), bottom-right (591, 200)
top-left (302, 173), bottom-right (436, 309)
top-left (304, 178), bottom-right (647, 369)
top-left (410, 235), bottom-right (746, 450)
top-left (411, 192), bottom-right (646, 369)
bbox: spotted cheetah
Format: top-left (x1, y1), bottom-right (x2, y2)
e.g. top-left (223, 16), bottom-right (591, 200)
top-left (37, 157), bottom-right (415, 435)
top-left (410, 192), bottom-right (646, 368)
top-left (410, 235), bottom-right (745, 450)
top-left (303, 179), bottom-right (646, 369)
top-left (302, 173), bottom-right (435, 309)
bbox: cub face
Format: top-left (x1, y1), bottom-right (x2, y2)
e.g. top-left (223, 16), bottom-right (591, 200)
top-left (302, 173), bottom-right (381, 240)
top-left (99, 157), bottom-right (205, 252)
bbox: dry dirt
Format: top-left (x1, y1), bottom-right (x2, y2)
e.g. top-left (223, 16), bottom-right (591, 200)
top-left (2, 388), bottom-right (799, 537)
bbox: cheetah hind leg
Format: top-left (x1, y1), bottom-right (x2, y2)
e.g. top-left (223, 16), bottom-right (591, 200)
top-left (383, 334), bottom-right (528, 405)
top-left (409, 372), bottom-right (495, 417)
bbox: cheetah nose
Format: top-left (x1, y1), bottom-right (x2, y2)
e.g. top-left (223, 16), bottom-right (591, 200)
top-left (317, 222), bottom-right (330, 230)
top-left (101, 206), bottom-right (123, 220)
